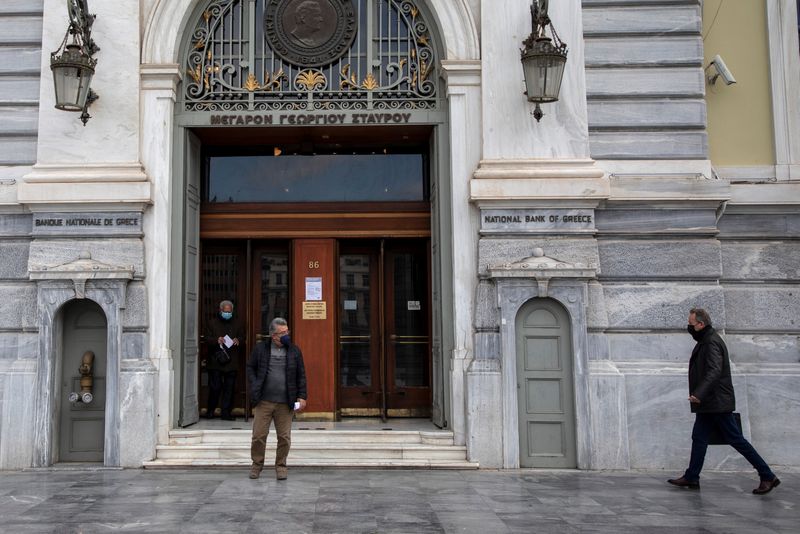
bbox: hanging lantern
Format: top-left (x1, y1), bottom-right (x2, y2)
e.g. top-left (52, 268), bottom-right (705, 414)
top-left (50, 0), bottom-right (99, 125)
top-left (521, 0), bottom-right (568, 122)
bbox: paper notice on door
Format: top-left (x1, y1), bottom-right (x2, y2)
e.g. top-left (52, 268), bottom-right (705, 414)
top-left (303, 301), bottom-right (327, 320)
top-left (407, 300), bottom-right (421, 311)
top-left (343, 300), bottom-right (357, 310)
top-left (305, 277), bottom-right (322, 301)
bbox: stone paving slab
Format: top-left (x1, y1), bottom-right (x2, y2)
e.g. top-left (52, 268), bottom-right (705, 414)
top-left (0, 469), bottom-right (796, 533)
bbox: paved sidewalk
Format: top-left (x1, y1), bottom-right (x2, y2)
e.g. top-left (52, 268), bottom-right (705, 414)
top-left (0, 468), bottom-right (796, 533)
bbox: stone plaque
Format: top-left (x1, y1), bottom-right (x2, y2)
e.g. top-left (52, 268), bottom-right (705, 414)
top-left (265, 0), bottom-right (357, 67)
top-left (32, 212), bottom-right (143, 237)
top-left (481, 209), bottom-right (595, 234)
top-left (302, 301), bottom-right (327, 320)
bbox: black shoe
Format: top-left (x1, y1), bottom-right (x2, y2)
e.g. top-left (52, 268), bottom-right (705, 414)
top-left (221, 415), bottom-right (235, 421)
top-left (201, 413), bottom-right (214, 419)
top-left (667, 477), bottom-right (700, 489)
top-left (753, 477), bottom-right (780, 495)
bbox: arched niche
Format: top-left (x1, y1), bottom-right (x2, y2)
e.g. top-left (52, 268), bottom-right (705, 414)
top-left (29, 253), bottom-right (133, 467)
top-left (487, 249), bottom-right (598, 469)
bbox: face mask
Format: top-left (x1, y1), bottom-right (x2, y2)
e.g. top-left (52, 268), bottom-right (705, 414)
top-left (220, 311), bottom-right (233, 320)
top-left (687, 324), bottom-right (704, 341)
top-left (279, 334), bottom-right (291, 347)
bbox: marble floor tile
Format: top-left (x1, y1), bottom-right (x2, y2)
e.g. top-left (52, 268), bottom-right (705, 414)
top-left (0, 469), bottom-right (795, 533)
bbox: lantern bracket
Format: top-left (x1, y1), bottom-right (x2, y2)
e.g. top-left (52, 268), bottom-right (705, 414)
top-left (520, 1), bottom-right (568, 122)
top-left (50, 0), bottom-right (100, 125)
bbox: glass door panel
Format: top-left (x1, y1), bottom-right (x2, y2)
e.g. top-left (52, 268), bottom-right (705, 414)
top-left (385, 242), bottom-right (431, 414)
top-left (337, 240), bottom-right (430, 417)
top-left (338, 250), bottom-right (380, 412)
top-left (257, 252), bottom-right (289, 341)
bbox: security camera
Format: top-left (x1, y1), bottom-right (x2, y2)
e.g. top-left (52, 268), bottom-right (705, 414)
top-left (706, 55), bottom-right (736, 86)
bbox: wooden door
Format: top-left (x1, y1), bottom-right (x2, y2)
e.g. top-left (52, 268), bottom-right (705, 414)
top-left (516, 299), bottom-right (576, 468)
top-left (338, 239), bottom-right (431, 417)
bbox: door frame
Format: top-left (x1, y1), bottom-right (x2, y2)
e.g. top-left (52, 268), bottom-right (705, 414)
top-left (515, 298), bottom-right (576, 468)
top-left (494, 278), bottom-right (595, 469)
top-left (336, 239), bottom-right (433, 418)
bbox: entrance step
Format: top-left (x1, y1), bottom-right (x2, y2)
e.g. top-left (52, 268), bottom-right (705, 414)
top-left (144, 429), bottom-right (478, 469)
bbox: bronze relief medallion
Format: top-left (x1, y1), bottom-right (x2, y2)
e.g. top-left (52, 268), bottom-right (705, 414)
top-left (265, 0), bottom-right (357, 68)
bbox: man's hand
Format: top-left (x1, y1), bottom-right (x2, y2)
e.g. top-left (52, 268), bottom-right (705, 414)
top-left (689, 395), bottom-right (700, 404)
top-left (296, 399), bottom-right (307, 412)
top-left (232, 338), bottom-right (240, 346)
top-left (217, 336), bottom-right (224, 345)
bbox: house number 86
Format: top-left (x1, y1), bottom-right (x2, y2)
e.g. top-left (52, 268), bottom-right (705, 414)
top-left (308, 261), bottom-right (320, 269)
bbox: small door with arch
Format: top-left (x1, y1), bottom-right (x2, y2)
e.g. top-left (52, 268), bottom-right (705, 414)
top-left (59, 299), bottom-right (107, 462)
top-left (515, 299), bottom-right (576, 468)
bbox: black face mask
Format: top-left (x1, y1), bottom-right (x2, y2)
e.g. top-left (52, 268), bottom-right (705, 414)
top-left (687, 324), bottom-right (705, 341)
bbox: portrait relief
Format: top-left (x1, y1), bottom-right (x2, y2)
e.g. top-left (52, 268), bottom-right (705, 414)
top-left (284, 0), bottom-right (337, 49)
top-left (265, 0), bottom-right (357, 67)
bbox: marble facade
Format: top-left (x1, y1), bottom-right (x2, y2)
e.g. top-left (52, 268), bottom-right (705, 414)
top-left (0, 0), bottom-right (798, 472)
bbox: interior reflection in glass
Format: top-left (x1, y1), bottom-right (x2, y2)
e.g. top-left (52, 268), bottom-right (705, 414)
top-left (207, 154), bottom-right (426, 203)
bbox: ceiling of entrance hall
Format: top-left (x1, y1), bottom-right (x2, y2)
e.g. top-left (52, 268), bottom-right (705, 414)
top-left (182, 0), bottom-right (441, 113)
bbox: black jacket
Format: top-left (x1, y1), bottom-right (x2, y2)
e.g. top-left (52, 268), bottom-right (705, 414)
top-left (246, 340), bottom-right (307, 407)
top-left (688, 326), bottom-right (735, 413)
top-left (204, 315), bottom-right (245, 372)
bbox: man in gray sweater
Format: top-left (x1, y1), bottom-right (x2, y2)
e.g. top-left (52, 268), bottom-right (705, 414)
top-left (246, 317), bottom-right (307, 480)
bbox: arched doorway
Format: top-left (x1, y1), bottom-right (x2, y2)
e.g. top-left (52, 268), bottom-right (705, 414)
top-left (515, 298), bottom-right (576, 468)
top-left (172, 0), bottom-right (450, 426)
top-left (58, 299), bottom-right (107, 462)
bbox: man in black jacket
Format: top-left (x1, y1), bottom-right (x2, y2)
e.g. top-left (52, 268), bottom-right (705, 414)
top-left (668, 308), bottom-right (780, 494)
top-left (203, 300), bottom-right (244, 421)
top-left (247, 317), bottom-right (307, 480)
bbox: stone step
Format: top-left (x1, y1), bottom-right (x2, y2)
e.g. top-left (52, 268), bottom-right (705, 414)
top-left (149, 428), bottom-right (475, 469)
top-left (144, 458), bottom-right (479, 469)
top-left (168, 429), bottom-right (454, 446)
top-left (154, 443), bottom-right (469, 461)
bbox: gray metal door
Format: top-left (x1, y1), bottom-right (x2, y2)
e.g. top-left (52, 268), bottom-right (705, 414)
top-left (59, 300), bottom-right (107, 462)
top-left (516, 299), bottom-right (576, 468)
top-left (180, 131), bottom-right (202, 427)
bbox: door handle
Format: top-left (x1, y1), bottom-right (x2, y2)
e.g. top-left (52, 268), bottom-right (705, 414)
top-left (389, 334), bottom-right (397, 341)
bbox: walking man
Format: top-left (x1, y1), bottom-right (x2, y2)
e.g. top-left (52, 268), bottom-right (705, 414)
top-left (668, 308), bottom-right (780, 494)
top-left (247, 318), bottom-right (307, 480)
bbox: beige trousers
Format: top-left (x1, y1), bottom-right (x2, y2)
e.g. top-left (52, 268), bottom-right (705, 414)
top-left (250, 400), bottom-right (293, 468)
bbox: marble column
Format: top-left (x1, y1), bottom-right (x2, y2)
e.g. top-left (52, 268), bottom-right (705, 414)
top-left (140, 64), bottom-right (181, 446)
top-left (441, 60), bottom-right (482, 448)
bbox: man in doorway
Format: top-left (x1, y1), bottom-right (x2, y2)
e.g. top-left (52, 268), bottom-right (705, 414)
top-left (203, 300), bottom-right (243, 421)
top-left (247, 317), bottom-right (307, 480)
top-left (668, 308), bottom-right (780, 494)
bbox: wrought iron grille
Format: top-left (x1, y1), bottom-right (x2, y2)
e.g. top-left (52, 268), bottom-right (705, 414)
top-left (183, 0), bottom-right (440, 112)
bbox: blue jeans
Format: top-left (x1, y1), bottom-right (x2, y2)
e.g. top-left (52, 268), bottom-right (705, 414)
top-left (684, 412), bottom-right (775, 482)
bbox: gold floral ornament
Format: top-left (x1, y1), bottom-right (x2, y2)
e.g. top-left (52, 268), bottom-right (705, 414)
top-left (361, 73), bottom-right (378, 91)
top-left (295, 70), bottom-right (327, 91)
top-left (243, 70), bottom-right (286, 92)
top-left (340, 64), bottom-right (359, 89)
top-left (187, 64), bottom-right (202, 84)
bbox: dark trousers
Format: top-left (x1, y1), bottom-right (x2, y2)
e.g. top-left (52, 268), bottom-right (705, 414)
top-left (684, 412), bottom-right (775, 482)
top-left (207, 369), bottom-right (237, 417)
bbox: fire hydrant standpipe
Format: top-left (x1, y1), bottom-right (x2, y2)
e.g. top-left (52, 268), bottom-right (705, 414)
top-left (69, 350), bottom-right (95, 404)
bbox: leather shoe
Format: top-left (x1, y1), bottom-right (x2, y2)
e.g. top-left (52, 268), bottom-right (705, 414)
top-left (667, 476), bottom-right (700, 489)
top-left (753, 477), bottom-right (780, 495)
top-left (221, 415), bottom-right (235, 421)
top-left (249, 465), bottom-right (262, 479)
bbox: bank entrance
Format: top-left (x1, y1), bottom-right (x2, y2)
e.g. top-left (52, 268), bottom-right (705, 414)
top-left (192, 127), bottom-right (433, 424)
